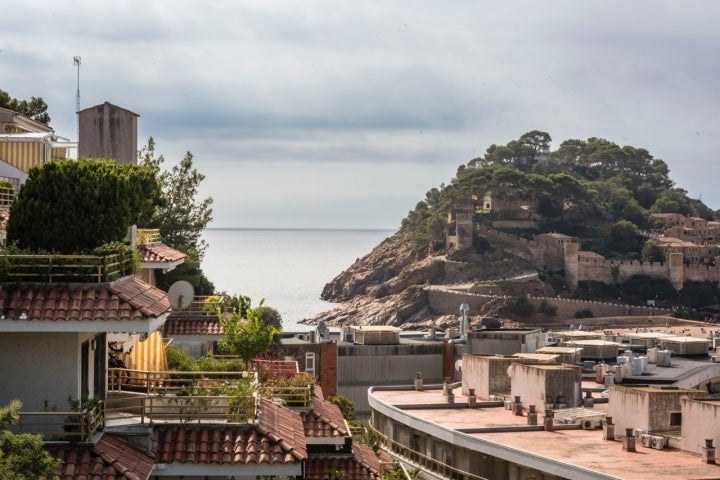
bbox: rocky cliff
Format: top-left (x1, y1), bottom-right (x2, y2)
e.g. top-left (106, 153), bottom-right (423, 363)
top-left (304, 227), bottom-right (548, 329)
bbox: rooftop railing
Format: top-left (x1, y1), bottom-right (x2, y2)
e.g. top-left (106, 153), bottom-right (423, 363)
top-left (370, 425), bottom-right (491, 480)
top-left (16, 403), bottom-right (104, 442)
top-left (136, 228), bottom-right (161, 245)
top-left (0, 251), bottom-right (136, 283)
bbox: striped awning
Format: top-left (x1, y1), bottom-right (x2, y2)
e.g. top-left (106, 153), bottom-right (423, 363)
top-left (122, 330), bottom-right (168, 372)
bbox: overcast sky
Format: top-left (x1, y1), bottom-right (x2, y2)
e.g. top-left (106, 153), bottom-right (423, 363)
top-left (2, 1), bottom-right (719, 229)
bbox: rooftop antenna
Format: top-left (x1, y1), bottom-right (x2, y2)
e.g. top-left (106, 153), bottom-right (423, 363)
top-left (73, 56), bottom-right (81, 148)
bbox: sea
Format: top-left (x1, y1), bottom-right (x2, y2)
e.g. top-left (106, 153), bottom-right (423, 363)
top-left (200, 228), bottom-right (395, 332)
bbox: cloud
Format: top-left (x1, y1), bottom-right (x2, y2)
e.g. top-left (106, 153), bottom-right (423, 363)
top-left (2, 0), bottom-right (720, 230)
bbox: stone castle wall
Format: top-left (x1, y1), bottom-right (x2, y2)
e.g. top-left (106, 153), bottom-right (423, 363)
top-left (425, 288), bottom-right (670, 321)
top-left (483, 226), bottom-right (720, 290)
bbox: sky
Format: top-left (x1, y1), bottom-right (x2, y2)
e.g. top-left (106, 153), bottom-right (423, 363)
top-left (2, 1), bottom-right (719, 229)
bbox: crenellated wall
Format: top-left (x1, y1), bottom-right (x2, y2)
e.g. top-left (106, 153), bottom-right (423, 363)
top-left (482, 226), bottom-right (720, 290)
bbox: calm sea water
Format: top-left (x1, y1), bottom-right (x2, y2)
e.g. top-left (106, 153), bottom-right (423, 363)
top-left (200, 228), bottom-right (394, 331)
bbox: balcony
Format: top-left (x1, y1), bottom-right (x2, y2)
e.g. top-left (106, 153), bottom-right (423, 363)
top-left (17, 369), bottom-right (314, 442)
top-left (0, 251), bottom-right (136, 283)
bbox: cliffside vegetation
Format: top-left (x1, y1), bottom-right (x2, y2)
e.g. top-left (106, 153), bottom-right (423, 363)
top-left (314, 131), bottom-right (720, 328)
top-left (403, 130), bottom-right (717, 259)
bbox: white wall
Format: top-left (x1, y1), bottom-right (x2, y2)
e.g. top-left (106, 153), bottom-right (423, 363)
top-left (0, 332), bottom-right (80, 411)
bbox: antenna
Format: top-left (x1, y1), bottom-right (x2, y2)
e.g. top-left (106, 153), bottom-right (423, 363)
top-left (168, 280), bottom-right (195, 310)
top-left (73, 56), bottom-right (81, 150)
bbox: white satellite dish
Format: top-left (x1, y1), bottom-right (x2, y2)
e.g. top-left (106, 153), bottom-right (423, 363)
top-left (168, 280), bottom-right (195, 310)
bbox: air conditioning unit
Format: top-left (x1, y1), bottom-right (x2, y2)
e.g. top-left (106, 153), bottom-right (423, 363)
top-left (582, 419), bottom-right (602, 430)
top-left (633, 428), bottom-right (646, 439)
top-left (651, 436), bottom-right (667, 450)
top-left (640, 434), bottom-right (652, 448)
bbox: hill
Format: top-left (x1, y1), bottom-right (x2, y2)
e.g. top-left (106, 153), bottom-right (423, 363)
top-left (304, 132), bottom-right (720, 330)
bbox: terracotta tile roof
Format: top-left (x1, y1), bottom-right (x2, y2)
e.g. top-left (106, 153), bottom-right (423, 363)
top-left (48, 434), bottom-right (154, 480)
top-left (301, 397), bottom-right (349, 438)
top-left (138, 243), bottom-right (186, 264)
top-left (253, 359), bottom-right (299, 378)
top-left (163, 316), bottom-right (223, 336)
top-left (258, 398), bottom-right (308, 460)
top-left (305, 442), bottom-right (384, 480)
top-left (154, 422), bottom-right (307, 466)
top-left (0, 276), bottom-right (169, 321)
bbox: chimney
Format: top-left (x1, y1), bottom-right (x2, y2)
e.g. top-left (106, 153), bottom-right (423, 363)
top-left (603, 416), bottom-right (615, 441)
top-left (414, 372), bottom-right (423, 391)
top-left (527, 405), bottom-right (537, 426)
top-left (467, 388), bottom-right (477, 408)
top-left (622, 428), bottom-right (636, 452)
top-left (702, 439), bottom-right (716, 464)
top-left (513, 395), bottom-right (523, 416)
top-left (544, 409), bottom-right (554, 432)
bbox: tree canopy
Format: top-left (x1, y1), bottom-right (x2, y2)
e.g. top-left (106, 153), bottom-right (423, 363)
top-left (217, 299), bottom-right (280, 364)
top-left (0, 400), bottom-right (60, 480)
top-left (6, 159), bottom-right (161, 253)
top-left (138, 138), bottom-right (215, 293)
top-left (0, 89), bottom-right (51, 125)
top-left (404, 131), bottom-right (716, 257)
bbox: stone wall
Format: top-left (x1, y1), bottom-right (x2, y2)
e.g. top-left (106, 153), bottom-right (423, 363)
top-left (426, 287), bottom-right (670, 321)
top-left (484, 225), bottom-right (720, 290)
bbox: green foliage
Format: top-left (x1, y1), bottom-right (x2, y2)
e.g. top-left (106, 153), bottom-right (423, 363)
top-left (138, 138), bottom-right (213, 259)
top-left (399, 131), bottom-right (714, 261)
top-left (6, 159), bottom-right (161, 254)
top-left (0, 89), bottom-right (51, 124)
top-left (165, 344), bottom-right (198, 371)
top-left (641, 239), bottom-right (664, 262)
top-left (327, 395), bottom-right (356, 422)
top-left (506, 295), bottom-right (535, 318)
top-left (574, 309), bottom-right (594, 319)
top-left (0, 400), bottom-right (61, 479)
top-left (139, 138), bottom-right (214, 293)
top-left (217, 300), bottom-right (280, 363)
top-left (538, 300), bottom-right (558, 316)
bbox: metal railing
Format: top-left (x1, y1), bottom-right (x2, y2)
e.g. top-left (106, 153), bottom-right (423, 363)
top-left (136, 228), bottom-right (161, 245)
top-left (17, 404), bottom-right (104, 442)
top-left (369, 425), bottom-right (490, 480)
top-left (0, 251), bottom-right (135, 283)
top-left (108, 368), bottom-right (251, 395)
top-left (104, 394), bottom-right (257, 425)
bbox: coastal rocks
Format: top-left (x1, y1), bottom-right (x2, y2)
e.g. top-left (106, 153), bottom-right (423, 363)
top-left (320, 230), bottom-right (416, 302)
top-left (305, 226), bottom-right (530, 329)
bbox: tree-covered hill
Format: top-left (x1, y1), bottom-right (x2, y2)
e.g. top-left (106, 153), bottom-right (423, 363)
top-left (402, 131), bottom-right (717, 259)
top-left (311, 132), bottom-right (720, 328)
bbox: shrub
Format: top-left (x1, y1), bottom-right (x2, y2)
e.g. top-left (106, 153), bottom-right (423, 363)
top-left (538, 300), bottom-right (558, 316)
top-left (574, 309), bottom-right (594, 319)
top-left (507, 295), bottom-right (535, 318)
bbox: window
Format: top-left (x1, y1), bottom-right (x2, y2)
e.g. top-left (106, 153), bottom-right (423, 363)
top-left (670, 411), bottom-right (682, 427)
top-left (305, 352), bottom-right (315, 376)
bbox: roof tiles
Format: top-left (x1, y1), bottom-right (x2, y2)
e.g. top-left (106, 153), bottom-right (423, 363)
top-left (137, 243), bottom-right (186, 264)
top-left (163, 317), bottom-right (224, 336)
top-left (154, 423), bottom-right (307, 466)
top-left (0, 276), bottom-right (169, 321)
top-left (48, 434), bottom-right (154, 480)
top-left (305, 442), bottom-right (384, 480)
top-left (301, 397), bottom-right (349, 438)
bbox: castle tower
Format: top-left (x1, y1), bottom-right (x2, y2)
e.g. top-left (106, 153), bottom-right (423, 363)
top-left (563, 242), bottom-right (580, 288)
top-left (668, 252), bottom-right (684, 290)
top-left (446, 203), bottom-right (475, 250)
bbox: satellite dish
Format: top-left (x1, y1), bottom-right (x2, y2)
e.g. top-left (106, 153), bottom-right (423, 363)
top-left (168, 280), bottom-right (195, 310)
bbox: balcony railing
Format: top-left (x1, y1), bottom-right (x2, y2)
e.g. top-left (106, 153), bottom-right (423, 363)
top-left (16, 404), bottom-right (104, 442)
top-left (16, 369), bottom-right (315, 442)
top-left (136, 228), bottom-right (161, 245)
top-left (370, 425), bottom-right (490, 480)
top-left (0, 251), bottom-right (136, 283)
